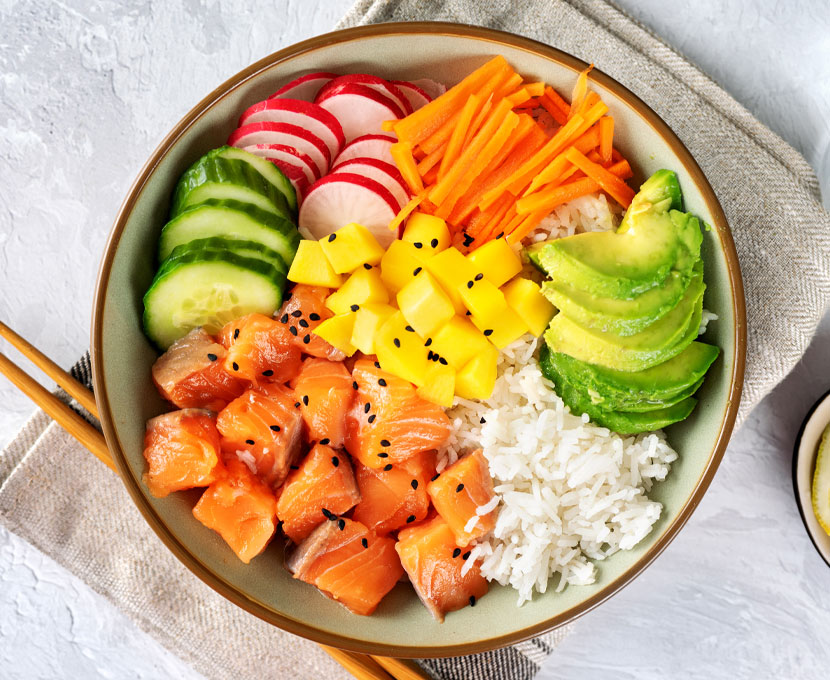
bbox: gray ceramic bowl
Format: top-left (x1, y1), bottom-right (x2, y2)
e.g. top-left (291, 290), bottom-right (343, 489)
top-left (92, 22), bottom-right (746, 656)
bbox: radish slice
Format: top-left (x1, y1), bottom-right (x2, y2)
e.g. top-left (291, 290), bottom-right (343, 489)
top-left (315, 85), bottom-right (404, 143)
top-left (238, 99), bottom-right (345, 161)
top-left (269, 72), bottom-right (339, 102)
top-left (266, 160), bottom-right (309, 201)
top-left (299, 173), bottom-right (399, 247)
top-left (242, 143), bottom-right (320, 184)
top-left (409, 78), bottom-right (446, 100)
top-left (228, 121), bottom-right (331, 177)
top-left (390, 80), bottom-right (432, 111)
top-left (331, 157), bottom-right (409, 212)
top-left (316, 74), bottom-right (413, 116)
top-left (334, 134), bottom-right (398, 166)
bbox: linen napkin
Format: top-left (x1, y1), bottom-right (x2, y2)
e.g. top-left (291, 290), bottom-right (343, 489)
top-left (3, 1), bottom-right (830, 679)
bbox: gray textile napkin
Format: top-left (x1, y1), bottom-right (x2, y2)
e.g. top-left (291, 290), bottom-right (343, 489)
top-left (2, 1), bottom-right (830, 679)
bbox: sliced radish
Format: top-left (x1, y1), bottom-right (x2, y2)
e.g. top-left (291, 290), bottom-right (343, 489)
top-left (242, 143), bottom-right (320, 184)
top-left (409, 78), bottom-right (446, 100)
top-left (315, 85), bottom-right (404, 143)
top-left (268, 160), bottom-right (309, 201)
top-left (390, 80), bottom-right (432, 111)
top-left (269, 72), bottom-right (339, 102)
top-left (334, 134), bottom-right (398, 166)
top-left (299, 173), bottom-right (399, 248)
top-left (316, 74), bottom-right (413, 116)
top-left (238, 99), bottom-right (345, 161)
top-left (228, 121), bottom-right (331, 177)
top-left (331, 157), bottom-right (409, 212)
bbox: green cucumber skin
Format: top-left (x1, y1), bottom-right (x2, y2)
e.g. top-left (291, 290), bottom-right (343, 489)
top-left (211, 146), bottom-right (297, 214)
top-left (158, 199), bottom-right (299, 265)
top-left (161, 237), bottom-right (289, 279)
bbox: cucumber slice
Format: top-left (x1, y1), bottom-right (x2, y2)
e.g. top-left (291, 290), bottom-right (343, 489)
top-left (144, 249), bottom-right (285, 350)
top-left (161, 237), bottom-right (288, 280)
top-left (171, 157), bottom-right (293, 219)
top-left (158, 199), bottom-right (299, 266)
top-left (211, 146), bottom-right (297, 214)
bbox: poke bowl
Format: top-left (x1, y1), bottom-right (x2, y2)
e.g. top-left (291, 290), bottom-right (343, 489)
top-left (91, 22), bottom-right (746, 656)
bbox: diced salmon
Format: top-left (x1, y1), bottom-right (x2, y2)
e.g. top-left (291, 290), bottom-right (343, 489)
top-left (396, 515), bottom-right (489, 622)
top-left (276, 443), bottom-right (361, 543)
top-left (277, 284), bottom-right (346, 360)
top-left (219, 313), bottom-right (302, 384)
top-left (290, 357), bottom-right (354, 447)
top-left (286, 517), bottom-right (403, 616)
top-left (152, 328), bottom-right (246, 411)
top-left (427, 450), bottom-right (497, 547)
top-left (352, 451), bottom-right (436, 535)
top-left (345, 358), bottom-right (451, 469)
top-left (216, 383), bottom-right (303, 489)
top-left (142, 408), bottom-right (223, 498)
top-left (192, 458), bottom-right (278, 564)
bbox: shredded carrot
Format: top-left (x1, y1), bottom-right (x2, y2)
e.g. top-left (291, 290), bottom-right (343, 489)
top-left (525, 82), bottom-right (545, 97)
top-left (564, 147), bottom-right (635, 207)
top-left (539, 94), bottom-right (568, 125)
top-left (506, 208), bottom-right (549, 244)
top-left (463, 95), bottom-right (493, 148)
top-left (506, 88), bottom-right (532, 107)
top-left (544, 86), bottom-right (571, 118)
top-left (422, 164), bottom-right (439, 186)
top-left (417, 141), bottom-right (446, 176)
top-left (389, 191), bottom-right (426, 234)
top-left (390, 142), bottom-right (424, 194)
top-left (381, 120), bottom-right (396, 132)
top-left (599, 116), bottom-right (614, 165)
top-left (438, 94), bottom-right (480, 181)
top-left (575, 91), bottom-right (601, 118)
top-left (475, 193), bottom-right (515, 241)
top-left (492, 72), bottom-right (523, 101)
top-left (568, 64), bottom-right (593, 119)
top-left (512, 97), bottom-right (541, 110)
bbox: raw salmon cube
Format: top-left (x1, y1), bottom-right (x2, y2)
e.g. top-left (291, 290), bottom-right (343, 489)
top-left (286, 517), bottom-right (403, 616)
top-left (290, 357), bottom-right (355, 447)
top-left (276, 443), bottom-right (361, 543)
top-left (396, 515), bottom-right (489, 622)
top-left (193, 458), bottom-right (278, 564)
top-left (276, 284), bottom-right (346, 360)
top-left (220, 313), bottom-right (302, 384)
top-left (427, 450), bottom-right (497, 547)
top-left (152, 328), bottom-right (246, 411)
top-left (142, 408), bottom-right (223, 498)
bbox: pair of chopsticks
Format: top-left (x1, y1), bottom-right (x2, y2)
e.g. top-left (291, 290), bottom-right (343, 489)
top-left (0, 320), bottom-right (428, 680)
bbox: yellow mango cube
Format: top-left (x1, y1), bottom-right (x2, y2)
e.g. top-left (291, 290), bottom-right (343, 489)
top-left (325, 267), bottom-right (389, 315)
top-left (397, 271), bottom-right (455, 338)
top-left (380, 240), bottom-right (431, 293)
top-left (416, 362), bottom-right (456, 407)
top-left (455, 344), bottom-right (498, 400)
top-left (375, 311), bottom-right (428, 385)
top-left (351, 303), bottom-right (396, 355)
top-left (471, 306), bottom-right (529, 349)
top-left (502, 277), bottom-right (556, 336)
top-left (287, 240), bottom-right (343, 287)
top-left (319, 223), bottom-right (385, 274)
top-left (429, 316), bottom-right (491, 368)
top-left (402, 212), bottom-right (451, 254)
top-left (312, 312), bottom-right (357, 356)
top-left (467, 238), bottom-right (523, 288)
top-left (457, 277), bottom-right (508, 324)
top-left (424, 247), bottom-right (478, 314)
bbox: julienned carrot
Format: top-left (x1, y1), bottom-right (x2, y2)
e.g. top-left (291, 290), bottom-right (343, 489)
top-left (506, 88), bottom-right (532, 106)
top-left (564, 147), bottom-right (635, 207)
top-left (569, 100), bottom-right (609, 142)
top-left (575, 91), bottom-right (600, 118)
top-left (493, 72), bottom-right (523, 101)
top-left (392, 55), bottom-right (511, 146)
top-left (599, 116), bottom-right (614, 165)
top-left (525, 125), bottom-right (602, 194)
top-left (417, 141), bottom-right (446, 176)
top-left (539, 94), bottom-right (568, 126)
top-left (422, 164), bottom-right (439, 186)
top-left (513, 97), bottom-right (541, 110)
top-left (544, 86), bottom-right (571, 118)
top-left (525, 82), bottom-right (545, 97)
top-left (463, 95), bottom-right (493, 148)
top-left (475, 193), bottom-right (515, 241)
top-left (438, 93), bottom-right (480, 181)
top-left (506, 208), bottom-right (550, 244)
top-left (568, 65), bottom-right (593, 119)
top-left (391, 142), bottom-right (425, 194)
top-left (389, 191), bottom-right (426, 234)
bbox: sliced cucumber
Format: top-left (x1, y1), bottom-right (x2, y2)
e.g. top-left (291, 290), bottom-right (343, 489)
top-left (161, 236), bottom-right (288, 280)
top-left (211, 146), bottom-right (296, 215)
top-left (144, 249), bottom-right (285, 350)
top-left (158, 199), bottom-right (299, 266)
top-left (171, 157), bottom-right (292, 219)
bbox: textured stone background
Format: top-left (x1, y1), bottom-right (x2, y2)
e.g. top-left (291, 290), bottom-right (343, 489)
top-left (0, 1), bottom-right (829, 678)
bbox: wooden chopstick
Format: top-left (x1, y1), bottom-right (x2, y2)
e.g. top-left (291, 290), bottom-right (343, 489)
top-left (0, 323), bottom-right (429, 680)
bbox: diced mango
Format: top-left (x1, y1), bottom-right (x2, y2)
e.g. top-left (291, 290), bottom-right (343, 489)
top-left (397, 271), bottom-right (456, 338)
top-left (502, 277), bottom-right (556, 336)
top-left (429, 316), bottom-right (491, 368)
top-left (325, 267), bottom-right (389, 315)
top-left (416, 362), bottom-right (456, 407)
top-left (402, 212), bottom-right (451, 254)
top-left (466, 238), bottom-right (523, 288)
top-left (319, 223), bottom-right (385, 274)
top-left (351, 303), bottom-right (397, 355)
top-left (471, 306), bottom-right (529, 349)
top-left (380, 240), bottom-right (431, 293)
top-left (312, 312), bottom-right (357, 356)
top-left (375, 311), bottom-right (429, 385)
top-left (455, 344), bottom-right (498, 400)
top-left (457, 277), bottom-right (508, 324)
top-left (287, 240), bottom-right (343, 287)
top-left (424, 247), bottom-right (478, 314)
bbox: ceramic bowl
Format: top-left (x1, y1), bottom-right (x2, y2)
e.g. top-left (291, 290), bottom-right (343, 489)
top-left (91, 22), bottom-right (746, 656)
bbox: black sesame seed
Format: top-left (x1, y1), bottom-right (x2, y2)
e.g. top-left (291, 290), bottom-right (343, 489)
top-left (289, 326), bottom-right (298, 336)
top-left (374, 361), bottom-right (381, 368)
top-left (393, 338), bottom-right (401, 348)
top-left (430, 238), bottom-right (439, 248)
top-left (431, 353), bottom-right (439, 362)
top-left (452, 548), bottom-right (461, 558)
top-left (380, 439), bottom-right (391, 447)
top-left (405, 325), bottom-right (415, 333)
top-left (427, 350), bottom-right (434, 361)
top-left (462, 551), bottom-right (471, 560)
top-left (290, 464), bottom-right (299, 470)
top-left (338, 519), bottom-right (346, 530)
top-left (406, 514), bottom-right (416, 523)
top-left (303, 395), bottom-right (309, 406)
top-left (233, 328), bottom-right (240, 339)
top-left (384, 464), bottom-right (393, 471)
top-left (469, 596), bottom-right (477, 606)
top-left (483, 329), bottom-right (493, 337)
top-left (320, 438), bottom-right (331, 446)
top-left (350, 304), bottom-right (360, 312)
top-left (480, 417), bottom-right (486, 424)
top-left (207, 353), bottom-right (218, 362)
top-left (294, 401), bottom-right (301, 408)
top-left (414, 241), bottom-right (423, 249)
top-left (363, 263), bottom-right (372, 270)
top-left (262, 369), bottom-right (274, 376)
top-left (232, 362), bottom-right (239, 371)
top-left (299, 319), bottom-right (309, 328)
top-left (328, 233), bottom-right (336, 242)
top-left (364, 402), bottom-right (371, 413)
top-left (245, 439), bottom-right (255, 445)
top-left (439, 357), bottom-right (448, 366)
top-left (411, 479), bottom-right (419, 490)
top-left (280, 314), bottom-right (289, 323)
top-left (496, 232), bottom-right (504, 239)
top-left (361, 537), bottom-right (369, 548)
top-left (352, 381), bottom-right (359, 390)
top-left (463, 233), bottom-right (474, 247)
top-left (331, 455), bottom-right (339, 467)
top-left (466, 280), bottom-right (474, 289)
top-left (322, 508), bottom-right (334, 519)
top-left (431, 473), bottom-right (440, 481)
top-left (378, 452), bottom-right (388, 458)
top-left (292, 309), bottom-right (303, 317)
top-left (303, 334), bottom-right (311, 344)
top-left (413, 267), bottom-right (422, 276)
top-left (378, 378), bottom-right (387, 386)
top-left (270, 425), bottom-right (281, 432)
top-left (309, 312), bottom-right (321, 321)
top-left (465, 310), bottom-right (471, 316)
top-left (368, 414), bottom-right (376, 423)
top-left (474, 273), bottom-right (484, 281)
top-left (456, 483), bottom-right (465, 492)
top-left (425, 338), bottom-right (433, 347)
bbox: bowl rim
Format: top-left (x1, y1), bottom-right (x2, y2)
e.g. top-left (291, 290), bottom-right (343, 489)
top-left (91, 20), bottom-right (747, 657)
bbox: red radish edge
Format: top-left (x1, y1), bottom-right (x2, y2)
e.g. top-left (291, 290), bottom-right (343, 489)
top-left (330, 157), bottom-right (409, 208)
top-left (269, 72), bottom-right (339, 101)
top-left (316, 74), bottom-right (413, 115)
top-left (228, 121), bottom-right (331, 174)
top-left (243, 143), bottom-right (320, 183)
top-left (238, 98), bottom-right (346, 151)
top-left (390, 80), bottom-right (433, 110)
top-left (334, 134), bottom-right (398, 166)
top-left (315, 83), bottom-right (405, 120)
